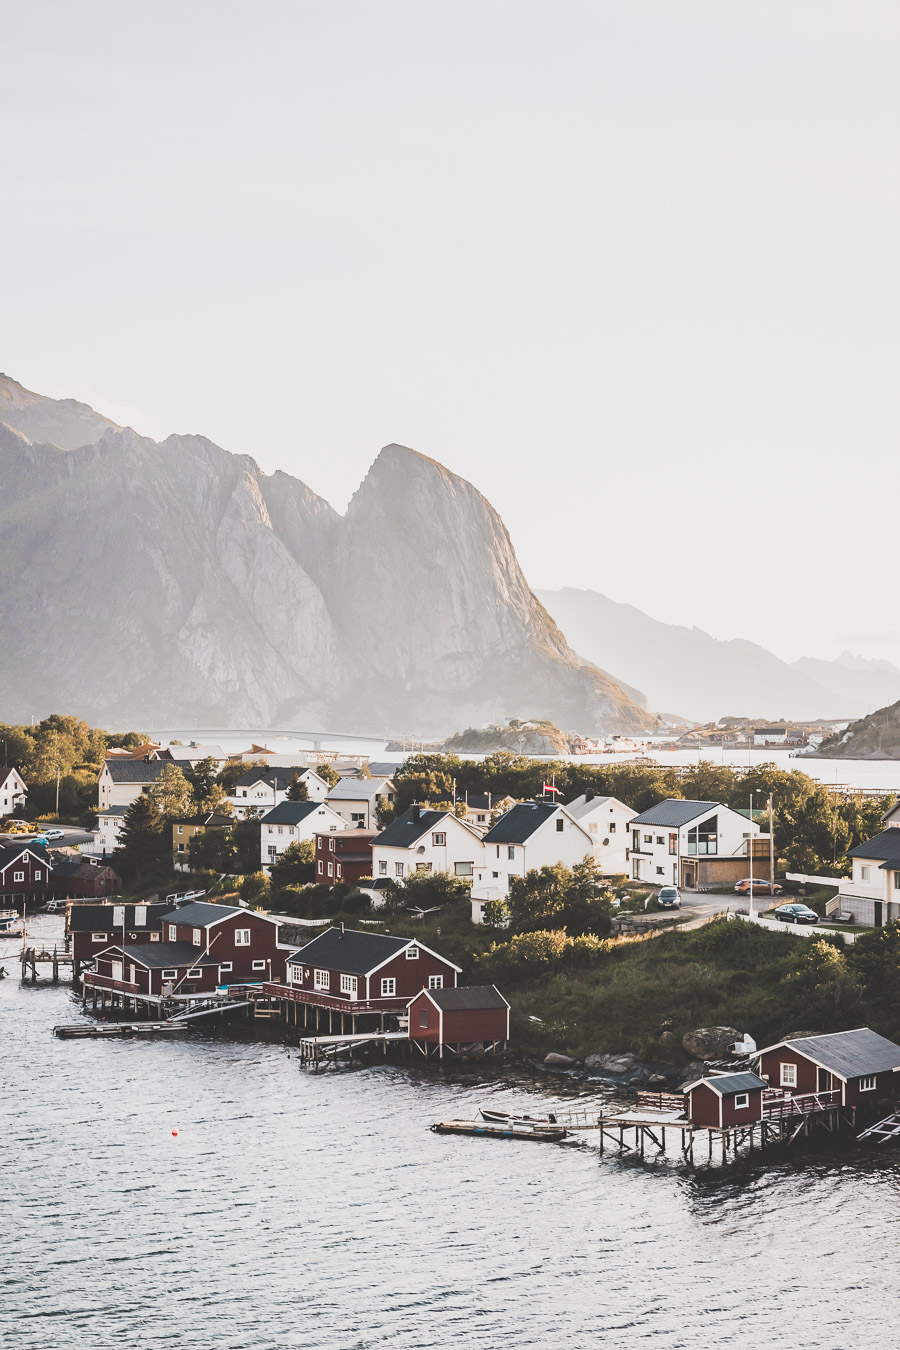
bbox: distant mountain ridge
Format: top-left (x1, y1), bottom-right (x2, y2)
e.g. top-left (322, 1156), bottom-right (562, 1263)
top-left (0, 374), bottom-right (652, 737)
top-left (537, 588), bottom-right (900, 723)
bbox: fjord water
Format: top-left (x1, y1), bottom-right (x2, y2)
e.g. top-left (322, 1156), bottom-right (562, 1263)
top-left (2, 973), bottom-right (899, 1348)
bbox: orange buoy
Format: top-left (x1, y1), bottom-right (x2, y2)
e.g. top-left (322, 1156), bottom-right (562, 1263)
top-left (171, 1129), bottom-right (179, 1137)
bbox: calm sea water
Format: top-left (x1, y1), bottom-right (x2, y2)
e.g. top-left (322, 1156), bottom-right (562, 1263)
top-left (3, 926), bottom-right (900, 1348)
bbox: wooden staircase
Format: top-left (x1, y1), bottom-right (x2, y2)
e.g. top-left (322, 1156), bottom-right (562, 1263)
top-left (858, 1112), bottom-right (900, 1143)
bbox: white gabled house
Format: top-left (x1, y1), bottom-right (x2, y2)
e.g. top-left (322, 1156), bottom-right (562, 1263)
top-left (470, 800), bottom-right (594, 923)
top-left (96, 806), bottom-right (128, 855)
top-left (230, 766), bottom-right (329, 819)
top-left (564, 792), bottom-right (636, 875)
top-left (835, 830), bottom-right (900, 926)
top-left (0, 766), bottom-right (27, 816)
top-left (98, 759), bottom-right (169, 810)
top-left (371, 806), bottom-right (485, 885)
top-left (260, 801), bottom-right (347, 871)
top-left (326, 777), bottom-right (396, 830)
top-left (628, 799), bottom-right (765, 889)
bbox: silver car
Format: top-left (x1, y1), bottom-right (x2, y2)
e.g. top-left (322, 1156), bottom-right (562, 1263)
top-left (658, 886), bottom-right (681, 909)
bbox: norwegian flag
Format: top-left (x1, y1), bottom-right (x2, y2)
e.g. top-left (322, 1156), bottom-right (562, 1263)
top-left (542, 783), bottom-right (562, 795)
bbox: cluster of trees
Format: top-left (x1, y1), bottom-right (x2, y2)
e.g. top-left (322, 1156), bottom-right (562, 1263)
top-left (391, 752), bottom-right (892, 876)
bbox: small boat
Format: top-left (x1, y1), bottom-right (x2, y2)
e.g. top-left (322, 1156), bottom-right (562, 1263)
top-left (479, 1107), bottom-right (560, 1126)
top-left (0, 910), bottom-right (19, 933)
top-left (431, 1119), bottom-right (568, 1143)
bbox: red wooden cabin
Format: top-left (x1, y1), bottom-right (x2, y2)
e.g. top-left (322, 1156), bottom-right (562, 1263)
top-left (0, 843), bottom-right (52, 903)
top-left (66, 900), bottom-right (171, 974)
top-left (87, 942), bottom-right (220, 999)
top-left (315, 830), bottom-right (376, 886)
top-left (756, 1028), bottom-right (900, 1108)
top-left (283, 925), bottom-right (460, 1012)
top-left (160, 900), bottom-right (291, 984)
top-left (407, 985), bottom-right (509, 1057)
top-left (681, 1071), bottom-right (767, 1127)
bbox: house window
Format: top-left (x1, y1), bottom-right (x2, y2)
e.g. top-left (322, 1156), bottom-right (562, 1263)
top-left (177, 843), bottom-right (184, 853)
top-left (859, 1076), bottom-right (876, 1091)
top-left (329, 837), bottom-right (336, 851)
top-left (432, 832), bottom-right (446, 846)
top-left (220, 961), bottom-right (233, 973)
top-left (192, 928), bottom-right (202, 947)
top-left (415, 862), bottom-right (432, 873)
top-left (277, 826), bottom-right (283, 835)
top-left (588, 823), bottom-right (597, 834)
top-left (351, 813), bottom-right (365, 824)
top-left (609, 822), bottom-right (616, 833)
top-left (318, 861), bottom-right (324, 874)
top-left (168, 924), bottom-right (177, 941)
top-left (267, 846), bottom-right (277, 859)
top-left (340, 974), bottom-right (358, 996)
top-left (134, 906), bottom-right (146, 926)
top-left (669, 833), bottom-right (677, 854)
top-left (251, 960), bottom-right (266, 971)
top-left (381, 978), bottom-right (396, 996)
top-left (860, 866), bottom-right (870, 881)
top-left (188, 968), bottom-right (202, 978)
top-left (13, 871), bottom-right (24, 882)
top-left (395, 862), bottom-right (404, 877)
top-left (314, 969), bottom-right (329, 990)
top-left (150, 932), bottom-right (160, 942)
top-left (177, 826), bottom-right (183, 835)
top-left (454, 862), bottom-right (473, 877)
top-left (508, 846), bottom-right (515, 860)
top-left (91, 932), bottom-right (108, 942)
top-left (419, 1008), bottom-right (429, 1028)
top-left (379, 861), bottom-right (387, 875)
top-left (656, 867), bottom-right (664, 876)
top-left (643, 834), bottom-right (652, 845)
top-left (234, 929), bottom-right (251, 946)
top-left (328, 862), bottom-right (333, 877)
top-left (894, 873), bottom-right (900, 891)
top-left (161, 969), bottom-right (178, 979)
top-left (34, 870), bottom-right (42, 880)
top-left (406, 945), bottom-right (419, 960)
top-left (289, 964), bottom-right (302, 982)
top-left (780, 1062), bottom-right (797, 1088)
top-left (733, 1093), bottom-right (750, 1110)
top-left (428, 975), bottom-right (443, 990)
top-left (556, 819), bottom-right (564, 832)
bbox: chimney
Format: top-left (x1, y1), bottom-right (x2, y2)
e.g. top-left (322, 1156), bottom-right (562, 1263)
top-left (586, 790), bottom-right (594, 802)
top-left (411, 804), bottom-right (421, 822)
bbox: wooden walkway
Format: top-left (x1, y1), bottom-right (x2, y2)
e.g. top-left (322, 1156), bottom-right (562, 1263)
top-left (298, 1030), bottom-right (408, 1066)
top-left (54, 1022), bottom-right (188, 1039)
top-left (858, 1112), bottom-right (900, 1143)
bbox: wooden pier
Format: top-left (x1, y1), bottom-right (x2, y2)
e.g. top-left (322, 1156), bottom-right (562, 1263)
top-left (54, 1021), bottom-right (189, 1039)
top-left (21, 943), bottom-right (75, 984)
top-left (297, 1030), bottom-right (409, 1066)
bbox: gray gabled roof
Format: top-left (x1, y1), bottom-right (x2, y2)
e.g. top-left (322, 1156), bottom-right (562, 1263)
top-left (482, 801), bottom-right (562, 844)
top-left (260, 801), bottom-right (330, 826)
top-left (67, 901), bottom-right (170, 931)
top-left (234, 765), bottom-right (319, 790)
top-left (630, 799), bottom-right (720, 828)
top-left (98, 942), bottom-right (220, 969)
top-left (683, 1071), bottom-right (767, 1096)
top-left (418, 984), bottom-right (509, 1012)
top-left (373, 807), bottom-right (452, 849)
top-left (159, 900), bottom-right (246, 928)
top-left (102, 760), bottom-right (168, 783)
top-left (326, 777), bottom-right (395, 802)
top-left (758, 1028), bottom-right (900, 1080)
top-left (286, 926), bottom-right (411, 975)
top-left (565, 793), bottom-right (632, 822)
top-left (848, 829), bottom-right (900, 864)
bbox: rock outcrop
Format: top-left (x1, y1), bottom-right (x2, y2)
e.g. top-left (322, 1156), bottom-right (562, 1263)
top-left (0, 374), bottom-right (653, 736)
top-left (680, 1027), bottom-right (741, 1061)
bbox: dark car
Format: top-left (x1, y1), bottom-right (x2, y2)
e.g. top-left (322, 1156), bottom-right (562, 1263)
top-left (657, 887), bottom-right (681, 908)
top-left (734, 878), bottom-right (784, 896)
top-left (774, 903), bottom-right (819, 924)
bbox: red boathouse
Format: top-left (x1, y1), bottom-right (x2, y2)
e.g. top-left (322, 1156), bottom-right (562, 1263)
top-left (85, 942), bottom-right (220, 1011)
top-left (682, 1071), bottom-right (768, 1127)
top-left (283, 925), bottom-right (461, 1013)
top-left (160, 900), bottom-right (292, 984)
top-left (407, 985), bottom-right (510, 1059)
top-left (756, 1028), bottom-right (900, 1107)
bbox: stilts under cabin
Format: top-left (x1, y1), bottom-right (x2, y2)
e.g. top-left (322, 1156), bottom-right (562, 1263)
top-left (407, 985), bottom-right (510, 1060)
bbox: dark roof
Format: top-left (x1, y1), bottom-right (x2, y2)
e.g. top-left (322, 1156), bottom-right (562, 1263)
top-left (848, 829), bottom-right (900, 863)
top-left (48, 859), bottom-right (119, 880)
top-left (630, 799), bottom-right (720, 828)
top-left (761, 1028), bottom-right (900, 1080)
top-left (260, 801), bottom-right (328, 826)
top-left (368, 762), bottom-right (399, 778)
top-left (100, 942), bottom-right (220, 969)
top-left (0, 841), bottom-right (49, 868)
top-left (286, 926), bottom-right (411, 975)
top-left (173, 811), bottom-right (233, 828)
top-left (684, 1072), bottom-right (767, 1096)
top-left (158, 900), bottom-right (246, 928)
top-left (234, 766), bottom-right (314, 790)
top-left (421, 984), bottom-right (509, 1011)
top-left (482, 802), bottom-right (559, 844)
top-left (0, 765), bottom-right (23, 781)
top-left (373, 807), bottom-right (452, 849)
top-left (102, 760), bottom-right (168, 783)
top-left (67, 901), bottom-right (170, 931)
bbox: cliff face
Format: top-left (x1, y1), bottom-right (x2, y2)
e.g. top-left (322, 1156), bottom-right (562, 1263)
top-left (818, 702), bottom-right (900, 760)
top-left (0, 375), bottom-right (651, 736)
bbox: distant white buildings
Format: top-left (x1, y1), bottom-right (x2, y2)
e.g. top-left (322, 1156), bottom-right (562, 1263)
top-left (229, 766), bottom-right (329, 819)
top-left (96, 806), bottom-right (127, 855)
top-left (564, 791), bottom-right (636, 875)
top-left (470, 801), bottom-right (593, 923)
top-left (371, 807), bottom-right (484, 885)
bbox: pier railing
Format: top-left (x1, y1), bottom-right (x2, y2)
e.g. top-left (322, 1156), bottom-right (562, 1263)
top-left (762, 1088), bottom-right (840, 1118)
top-left (634, 1091), bottom-right (687, 1113)
top-left (83, 972), bottom-right (141, 995)
top-left (260, 981), bottom-right (407, 1014)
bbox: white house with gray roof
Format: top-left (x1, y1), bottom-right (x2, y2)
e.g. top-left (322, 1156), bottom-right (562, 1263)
top-left (326, 776), bottom-right (396, 830)
top-left (564, 792), bottom-right (636, 875)
top-left (470, 800), bottom-right (594, 923)
top-left (628, 799), bottom-right (762, 889)
top-left (0, 766), bottom-right (27, 816)
top-left (229, 766), bottom-right (329, 818)
top-left (98, 759), bottom-right (169, 810)
top-left (259, 800), bottom-right (347, 871)
top-left (834, 829), bottom-right (900, 926)
top-left (371, 806), bottom-right (485, 887)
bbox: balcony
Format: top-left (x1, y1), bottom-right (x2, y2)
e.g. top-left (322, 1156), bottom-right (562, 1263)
top-left (261, 981), bottom-right (407, 1014)
top-left (83, 971), bottom-right (140, 995)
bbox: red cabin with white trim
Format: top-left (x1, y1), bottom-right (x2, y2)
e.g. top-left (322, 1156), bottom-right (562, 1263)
top-left (407, 985), bottom-right (509, 1049)
top-left (756, 1028), bottom-right (900, 1108)
top-left (682, 1072), bottom-right (767, 1127)
top-left (89, 942), bottom-right (220, 998)
top-left (160, 900), bottom-right (291, 984)
top-left (284, 925), bottom-right (460, 1011)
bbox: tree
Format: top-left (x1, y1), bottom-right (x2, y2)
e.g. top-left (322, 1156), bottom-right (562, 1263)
top-left (784, 939), bottom-right (860, 1020)
top-left (217, 758), bottom-right (267, 796)
top-left (184, 756), bottom-right (225, 811)
top-left (188, 827), bottom-right (237, 873)
top-left (232, 818), bottom-right (262, 874)
top-left (268, 839), bottom-right (315, 888)
top-left (115, 795), bottom-right (168, 876)
top-left (481, 899), bottom-right (511, 931)
top-left (398, 868), bottom-right (471, 908)
top-left (315, 763), bottom-right (341, 790)
top-left (149, 763), bottom-right (194, 819)
top-left (286, 777), bottom-right (309, 801)
top-left (506, 858), bottom-right (612, 936)
top-left (239, 871), bottom-right (270, 908)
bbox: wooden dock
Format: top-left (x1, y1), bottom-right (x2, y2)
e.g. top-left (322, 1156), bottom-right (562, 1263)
top-left (21, 944), bottom-right (75, 984)
top-left (298, 1029), bottom-right (408, 1066)
top-left (54, 1021), bottom-right (189, 1039)
top-left (431, 1119), bottom-right (569, 1143)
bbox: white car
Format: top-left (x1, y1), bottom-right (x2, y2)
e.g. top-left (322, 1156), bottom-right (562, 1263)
top-left (43, 828), bottom-right (65, 841)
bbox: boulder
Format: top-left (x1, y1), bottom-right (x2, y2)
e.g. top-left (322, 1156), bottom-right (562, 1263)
top-left (584, 1051), bottom-right (636, 1075)
top-left (543, 1052), bottom-right (577, 1068)
top-left (677, 1060), bottom-right (710, 1084)
top-left (648, 1073), bottom-right (668, 1086)
top-left (681, 1027), bottom-right (740, 1061)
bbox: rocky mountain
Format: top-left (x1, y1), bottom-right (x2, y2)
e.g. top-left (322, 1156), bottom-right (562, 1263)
top-left (537, 588), bottom-right (900, 723)
top-left (0, 374), bottom-right (653, 737)
top-left (817, 700), bottom-right (900, 760)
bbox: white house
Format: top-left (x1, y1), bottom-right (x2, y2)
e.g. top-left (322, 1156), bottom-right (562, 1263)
top-left (259, 800), bottom-right (347, 871)
top-left (371, 806), bottom-right (485, 885)
top-left (0, 767), bottom-right (27, 816)
top-left (326, 777), bottom-right (396, 830)
top-left (98, 759), bottom-right (169, 810)
top-left (161, 742), bottom-right (229, 768)
top-left (229, 766), bottom-right (329, 819)
top-left (470, 801), bottom-right (594, 923)
top-left (753, 727), bottom-right (787, 746)
top-left (459, 791), bottom-right (518, 828)
top-left (564, 792), bottom-right (636, 875)
top-left (96, 806), bottom-right (127, 855)
top-left (628, 799), bottom-right (764, 889)
top-left (836, 830), bottom-right (900, 926)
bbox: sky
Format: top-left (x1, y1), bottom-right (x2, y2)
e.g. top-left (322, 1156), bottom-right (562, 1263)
top-left (2, 1), bottom-right (899, 665)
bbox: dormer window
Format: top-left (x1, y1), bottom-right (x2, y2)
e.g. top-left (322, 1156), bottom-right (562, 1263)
top-left (406, 945), bottom-right (420, 960)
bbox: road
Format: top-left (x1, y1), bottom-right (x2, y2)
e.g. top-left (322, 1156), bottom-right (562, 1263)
top-left (0, 824), bottom-right (95, 851)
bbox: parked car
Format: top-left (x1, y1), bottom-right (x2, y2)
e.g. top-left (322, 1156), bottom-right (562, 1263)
top-left (657, 886), bottom-right (681, 908)
top-left (43, 828), bottom-right (65, 841)
top-left (734, 878), bottom-right (784, 896)
top-left (774, 903), bottom-right (819, 924)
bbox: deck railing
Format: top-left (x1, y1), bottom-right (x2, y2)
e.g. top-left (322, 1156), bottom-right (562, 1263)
top-left (634, 1090), bottom-right (686, 1113)
top-left (762, 1088), bottom-right (841, 1119)
top-left (259, 981), bottom-right (406, 1014)
top-left (82, 972), bottom-right (141, 995)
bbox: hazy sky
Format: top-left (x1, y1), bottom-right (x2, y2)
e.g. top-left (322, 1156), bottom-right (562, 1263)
top-left (3, 2), bottom-right (898, 664)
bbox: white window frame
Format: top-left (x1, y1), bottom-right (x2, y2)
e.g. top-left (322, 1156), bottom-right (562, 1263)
top-left (432, 832), bottom-right (446, 847)
top-left (13, 871), bottom-right (24, 882)
top-left (340, 974), bottom-right (358, 997)
top-left (234, 929), bottom-right (251, 946)
top-left (192, 928), bottom-right (202, 946)
top-left (405, 945), bottom-right (419, 960)
top-left (188, 968), bottom-right (202, 978)
top-left (395, 862), bottom-right (404, 877)
top-left (161, 969), bottom-right (178, 979)
top-left (251, 960), bottom-right (266, 972)
top-left (733, 1093), bottom-right (750, 1110)
top-left (220, 961), bottom-right (233, 973)
top-left (859, 1075), bottom-right (876, 1091)
top-left (314, 968), bottom-right (330, 990)
top-left (168, 923), bottom-right (177, 941)
top-left (780, 1062), bottom-right (797, 1088)
top-left (379, 860), bottom-right (387, 875)
top-left (289, 964), bottom-right (302, 984)
top-left (91, 932), bottom-right (109, 942)
top-left (427, 975), bottom-right (443, 990)
top-left (380, 977), bottom-right (396, 996)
